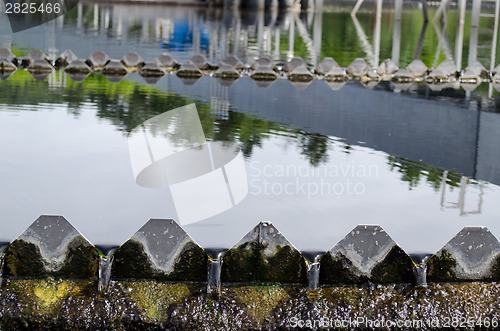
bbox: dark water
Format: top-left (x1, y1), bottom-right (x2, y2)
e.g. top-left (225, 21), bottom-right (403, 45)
top-left (0, 3), bottom-right (500, 255)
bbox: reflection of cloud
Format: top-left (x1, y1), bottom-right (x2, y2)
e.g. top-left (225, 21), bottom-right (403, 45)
top-left (128, 103), bottom-right (248, 226)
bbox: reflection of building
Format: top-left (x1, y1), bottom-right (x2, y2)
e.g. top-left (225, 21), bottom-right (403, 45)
top-left (210, 79), bottom-right (231, 120)
top-left (161, 19), bottom-right (210, 52)
top-left (71, 3), bottom-right (323, 64)
top-left (352, 0), bottom-right (499, 86)
top-left (440, 171), bottom-right (485, 216)
top-left (48, 70), bottom-right (67, 88)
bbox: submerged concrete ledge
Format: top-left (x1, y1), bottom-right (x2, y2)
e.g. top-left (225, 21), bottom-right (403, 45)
top-left (0, 280), bottom-right (499, 330)
top-left (1, 48), bottom-right (499, 92)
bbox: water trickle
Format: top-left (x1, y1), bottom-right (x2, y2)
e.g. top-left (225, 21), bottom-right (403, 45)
top-left (410, 254), bottom-right (431, 287)
top-left (97, 246), bottom-right (118, 292)
top-left (303, 251), bottom-right (324, 291)
top-left (206, 248), bottom-right (226, 297)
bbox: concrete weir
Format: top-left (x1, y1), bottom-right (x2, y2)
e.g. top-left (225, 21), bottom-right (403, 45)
top-left (0, 216), bottom-right (499, 328)
top-left (0, 216), bottom-right (499, 285)
top-left (319, 225), bottom-right (416, 285)
top-left (3, 216), bottom-right (98, 279)
top-left (1, 48), bottom-right (499, 93)
top-left (221, 222), bottom-right (308, 284)
top-left (427, 227), bottom-right (500, 282)
top-left (111, 219), bottom-right (208, 281)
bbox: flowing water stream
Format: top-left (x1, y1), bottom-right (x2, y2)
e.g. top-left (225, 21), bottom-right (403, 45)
top-left (97, 246), bottom-right (118, 292)
top-left (206, 249), bottom-right (226, 296)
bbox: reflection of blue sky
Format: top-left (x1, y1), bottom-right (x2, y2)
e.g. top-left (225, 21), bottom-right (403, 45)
top-left (161, 19), bottom-right (209, 51)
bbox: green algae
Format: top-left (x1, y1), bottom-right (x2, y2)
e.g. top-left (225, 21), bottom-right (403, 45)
top-left (176, 69), bottom-right (203, 78)
top-left (265, 284), bottom-right (500, 330)
top-left (289, 73), bottom-right (314, 82)
top-left (250, 72), bottom-right (277, 81)
top-left (221, 242), bottom-right (307, 284)
top-left (370, 245), bottom-right (416, 284)
top-left (319, 246), bottom-right (416, 285)
top-left (119, 281), bottom-right (200, 323)
top-left (1, 279), bottom-right (500, 330)
top-left (427, 249), bottom-right (500, 283)
top-left (228, 285), bottom-right (292, 327)
top-left (4, 236), bottom-right (99, 279)
top-left (111, 240), bottom-right (208, 282)
top-left (2, 279), bottom-right (139, 330)
top-left (492, 255), bottom-right (500, 281)
top-left (426, 249), bottom-right (458, 282)
top-left (319, 252), bottom-right (363, 285)
top-left (8, 279), bottom-right (87, 317)
top-left (33, 281), bottom-right (70, 306)
top-left (4, 241), bottom-right (45, 278)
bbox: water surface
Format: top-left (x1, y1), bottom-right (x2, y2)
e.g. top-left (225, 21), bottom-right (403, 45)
top-left (1, 70), bottom-right (500, 255)
top-left (1, 3), bottom-right (500, 254)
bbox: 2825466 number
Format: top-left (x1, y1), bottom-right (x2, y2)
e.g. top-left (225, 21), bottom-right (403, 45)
top-left (5, 2), bottom-right (61, 14)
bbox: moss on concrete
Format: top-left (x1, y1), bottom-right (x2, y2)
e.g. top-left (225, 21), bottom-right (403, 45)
top-left (427, 250), bottom-right (500, 283)
top-left (176, 69), bottom-right (202, 78)
top-left (250, 72), bottom-right (277, 81)
top-left (492, 255), bottom-right (500, 282)
top-left (169, 243), bottom-right (208, 282)
top-left (229, 285), bottom-right (291, 327)
top-left (4, 236), bottom-right (98, 279)
top-left (289, 73), bottom-right (314, 82)
top-left (318, 252), bottom-right (363, 285)
top-left (112, 240), bottom-right (208, 282)
top-left (221, 242), bottom-right (307, 284)
top-left (111, 240), bottom-right (155, 280)
top-left (56, 236), bottom-right (99, 279)
top-left (119, 281), bottom-right (200, 323)
top-left (320, 246), bottom-right (419, 285)
top-left (4, 240), bottom-right (45, 278)
top-left (371, 245), bottom-right (416, 284)
top-left (426, 249), bottom-right (458, 283)
top-left (7, 279), bottom-right (87, 317)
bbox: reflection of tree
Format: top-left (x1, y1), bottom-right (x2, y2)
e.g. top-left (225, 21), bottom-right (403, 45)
top-left (212, 112), bottom-right (281, 158)
top-left (297, 132), bottom-right (330, 166)
top-left (388, 156), bottom-right (461, 191)
top-left (0, 70), bottom-right (65, 105)
top-left (240, 135), bottom-right (263, 158)
top-left (0, 71), bottom-right (332, 166)
top-left (343, 144), bottom-right (352, 154)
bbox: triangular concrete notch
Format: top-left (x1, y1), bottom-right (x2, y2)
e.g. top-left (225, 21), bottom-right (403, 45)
top-left (111, 219), bottom-right (207, 281)
top-left (4, 215), bottom-right (98, 279)
top-left (427, 227), bottom-right (500, 282)
top-left (319, 225), bottom-right (415, 284)
top-left (221, 222), bottom-right (308, 284)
